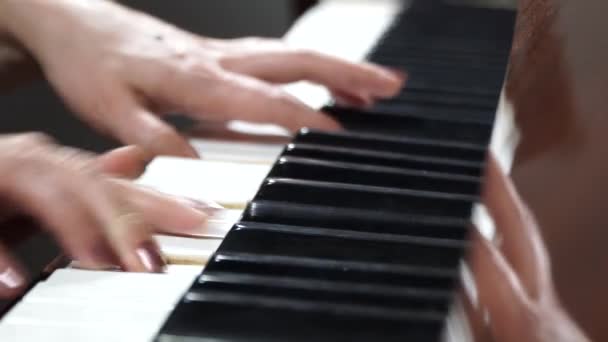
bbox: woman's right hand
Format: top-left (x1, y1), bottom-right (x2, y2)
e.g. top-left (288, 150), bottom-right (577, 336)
top-left (466, 156), bottom-right (590, 342)
top-left (0, 133), bottom-right (208, 298)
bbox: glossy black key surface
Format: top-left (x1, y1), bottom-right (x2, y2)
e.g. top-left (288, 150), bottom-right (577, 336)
top-left (323, 107), bottom-right (494, 143)
top-left (159, 292), bottom-right (444, 341)
top-left (220, 222), bottom-right (465, 269)
top-left (256, 178), bottom-right (476, 218)
top-left (268, 156), bottom-right (480, 195)
top-left (283, 143), bottom-right (483, 177)
top-left (293, 129), bottom-right (486, 161)
top-left (244, 200), bottom-right (469, 241)
top-left (157, 1), bottom-right (515, 341)
top-left (194, 272), bottom-right (451, 313)
top-left (206, 252), bottom-right (459, 290)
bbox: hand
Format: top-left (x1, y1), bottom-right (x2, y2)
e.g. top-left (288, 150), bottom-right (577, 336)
top-left (465, 156), bottom-right (590, 342)
top-left (0, 133), bottom-right (208, 298)
top-left (0, 0), bottom-right (404, 157)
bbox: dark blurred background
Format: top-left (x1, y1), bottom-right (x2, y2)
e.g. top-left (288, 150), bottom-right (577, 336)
top-left (0, 0), bottom-right (315, 152)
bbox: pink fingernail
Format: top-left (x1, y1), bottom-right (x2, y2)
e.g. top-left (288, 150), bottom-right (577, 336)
top-left (0, 267), bottom-right (25, 290)
top-left (136, 244), bottom-right (166, 274)
top-left (383, 67), bottom-right (408, 83)
top-left (334, 93), bottom-right (374, 109)
top-left (174, 196), bottom-right (224, 215)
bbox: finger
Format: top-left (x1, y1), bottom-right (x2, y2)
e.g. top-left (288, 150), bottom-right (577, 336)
top-left (165, 70), bottom-right (341, 132)
top-left (0, 244), bottom-right (26, 298)
top-left (468, 228), bottom-right (530, 340)
top-left (110, 179), bottom-right (207, 235)
top-left (95, 145), bottom-right (153, 179)
top-left (482, 154), bottom-right (551, 297)
top-left (331, 89), bottom-right (374, 108)
top-left (220, 49), bottom-right (405, 99)
top-left (102, 211), bottom-right (165, 273)
top-left (6, 169), bottom-right (119, 269)
top-left (105, 95), bottom-right (199, 158)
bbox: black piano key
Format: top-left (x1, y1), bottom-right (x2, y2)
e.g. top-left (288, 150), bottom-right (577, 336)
top-left (244, 200), bottom-right (469, 241)
top-left (158, 291), bottom-right (444, 342)
top-left (283, 143), bottom-right (483, 177)
top-left (398, 77), bottom-right (502, 97)
top-left (220, 223), bottom-right (465, 269)
top-left (293, 129), bottom-right (487, 162)
top-left (372, 42), bottom-right (511, 62)
top-left (389, 68), bottom-right (505, 90)
top-left (194, 272), bottom-right (451, 313)
top-left (207, 252), bottom-right (458, 290)
top-left (268, 156), bottom-right (480, 195)
top-left (323, 108), bottom-right (493, 143)
top-left (391, 89), bottom-right (499, 109)
top-left (366, 101), bottom-right (497, 124)
top-left (256, 178), bottom-right (476, 218)
top-left (373, 54), bottom-right (509, 72)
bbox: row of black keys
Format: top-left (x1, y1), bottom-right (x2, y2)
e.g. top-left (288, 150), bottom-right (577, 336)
top-left (156, 129), bottom-right (484, 342)
top-left (330, 3), bottom-right (515, 143)
top-left (156, 2), bottom-right (515, 341)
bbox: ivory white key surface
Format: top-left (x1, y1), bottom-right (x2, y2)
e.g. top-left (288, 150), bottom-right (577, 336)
top-left (283, 0), bottom-right (405, 109)
top-left (0, 266), bottom-right (203, 342)
top-left (155, 235), bottom-right (224, 265)
top-left (137, 158), bottom-right (272, 209)
top-left (189, 138), bottom-right (285, 165)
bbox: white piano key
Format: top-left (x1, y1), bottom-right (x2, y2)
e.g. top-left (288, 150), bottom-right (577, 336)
top-left (283, 0), bottom-right (405, 109)
top-left (136, 158), bottom-right (271, 208)
top-left (0, 323), bottom-right (152, 342)
top-left (155, 235), bottom-right (223, 265)
top-left (4, 300), bottom-right (172, 323)
top-left (0, 266), bottom-right (203, 341)
top-left (22, 267), bottom-right (198, 303)
top-left (189, 137), bottom-right (285, 164)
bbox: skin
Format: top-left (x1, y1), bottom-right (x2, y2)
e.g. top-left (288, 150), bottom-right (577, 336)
top-left (0, 134), bottom-right (209, 298)
top-left (0, 0), bottom-right (404, 158)
top-left (466, 156), bottom-right (590, 342)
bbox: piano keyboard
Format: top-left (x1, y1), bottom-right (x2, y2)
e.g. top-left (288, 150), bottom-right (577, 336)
top-left (0, 1), bottom-right (515, 341)
top-left (157, 2), bottom-right (515, 342)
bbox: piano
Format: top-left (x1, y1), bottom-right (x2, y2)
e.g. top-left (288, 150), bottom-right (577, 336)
top-left (0, 0), bottom-right (517, 341)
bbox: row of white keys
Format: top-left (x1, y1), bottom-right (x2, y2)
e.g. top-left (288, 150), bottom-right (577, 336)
top-left (0, 141), bottom-right (285, 342)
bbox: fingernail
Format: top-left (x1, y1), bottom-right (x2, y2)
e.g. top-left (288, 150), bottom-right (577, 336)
top-left (177, 196), bottom-right (224, 215)
top-left (136, 244), bottom-right (167, 273)
top-left (334, 93), bottom-right (374, 108)
top-left (0, 267), bottom-right (25, 290)
top-left (386, 68), bottom-right (408, 83)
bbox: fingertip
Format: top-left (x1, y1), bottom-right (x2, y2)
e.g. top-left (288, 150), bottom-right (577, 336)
top-left (308, 112), bottom-right (342, 132)
top-left (136, 241), bottom-right (167, 273)
top-left (365, 64), bottom-right (406, 98)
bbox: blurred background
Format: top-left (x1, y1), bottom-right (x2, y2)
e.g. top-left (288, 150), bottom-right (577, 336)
top-left (0, 0), bottom-right (315, 152)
